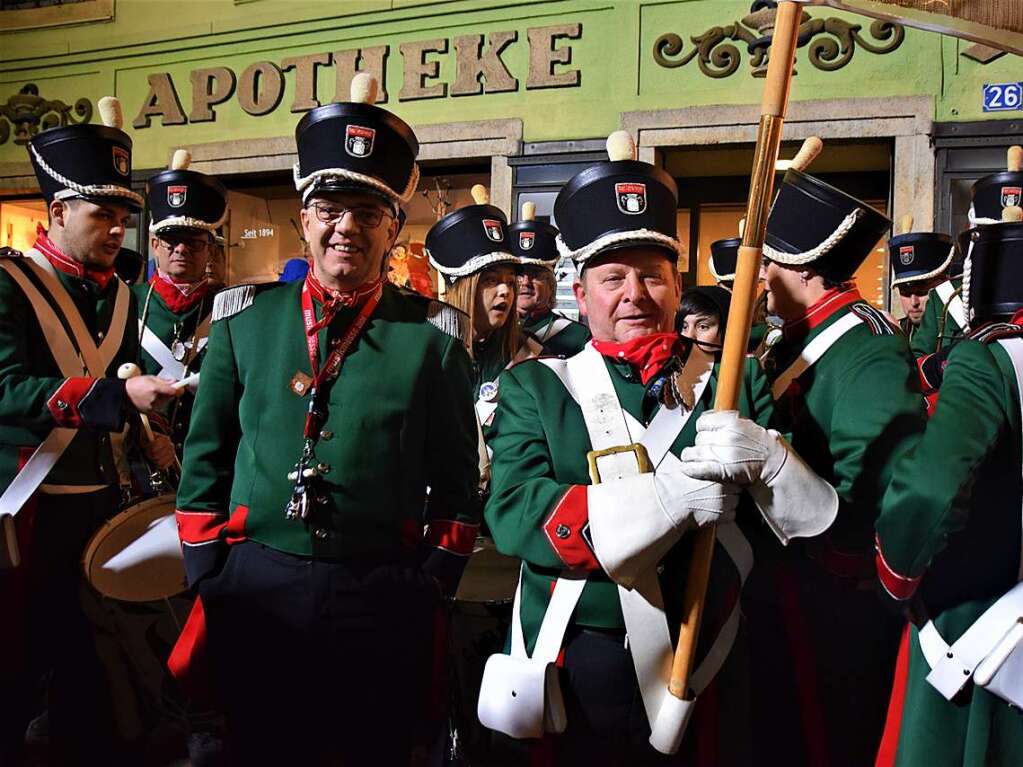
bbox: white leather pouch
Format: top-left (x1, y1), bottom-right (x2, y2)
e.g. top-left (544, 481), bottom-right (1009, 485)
top-left (477, 654), bottom-right (565, 738)
top-left (476, 569), bottom-right (585, 739)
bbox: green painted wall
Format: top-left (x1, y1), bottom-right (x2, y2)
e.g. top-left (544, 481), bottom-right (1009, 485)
top-left (0, 0), bottom-right (1019, 170)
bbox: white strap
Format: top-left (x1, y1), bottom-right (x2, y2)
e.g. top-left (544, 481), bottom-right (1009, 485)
top-left (0, 260), bottom-right (85, 377)
top-left (23, 249), bottom-right (130, 377)
top-left (996, 337), bottom-right (1023, 580)
top-left (139, 322), bottom-right (185, 381)
top-left (935, 279), bottom-right (966, 332)
top-left (0, 252), bottom-right (129, 518)
top-left (771, 312), bottom-right (862, 400)
top-left (538, 316), bottom-right (573, 345)
top-left (540, 344), bottom-right (744, 721)
top-left (509, 564), bottom-right (589, 663)
top-left (917, 580), bottom-right (1023, 700)
top-left (0, 428), bottom-right (77, 517)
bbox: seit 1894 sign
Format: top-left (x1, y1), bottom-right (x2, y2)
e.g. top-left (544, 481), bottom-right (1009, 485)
top-left (132, 24), bottom-right (582, 129)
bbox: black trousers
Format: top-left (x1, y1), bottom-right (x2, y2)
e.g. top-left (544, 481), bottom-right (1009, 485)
top-left (552, 626), bottom-right (751, 767)
top-left (1, 487), bottom-right (120, 765)
top-left (199, 541), bottom-right (440, 767)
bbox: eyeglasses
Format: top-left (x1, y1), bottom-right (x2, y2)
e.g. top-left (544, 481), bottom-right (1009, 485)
top-left (308, 203), bottom-right (392, 229)
top-left (156, 236), bottom-right (210, 253)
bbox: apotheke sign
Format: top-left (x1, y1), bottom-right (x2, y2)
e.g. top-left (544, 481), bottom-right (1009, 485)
top-left (132, 24), bottom-right (582, 129)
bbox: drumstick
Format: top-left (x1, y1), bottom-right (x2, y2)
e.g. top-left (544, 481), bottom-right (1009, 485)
top-left (172, 372), bottom-right (200, 391)
top-left (118, 363), bottom-right (182, 472)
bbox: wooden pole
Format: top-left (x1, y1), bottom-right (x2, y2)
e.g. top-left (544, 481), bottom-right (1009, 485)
top-left (668, 0), bottom-right (805, 702)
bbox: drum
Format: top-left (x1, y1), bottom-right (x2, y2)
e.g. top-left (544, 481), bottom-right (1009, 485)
top-left (82, 493), bottom-right (186, 601)
top-left (81, 494), bottom-right (195, 749)
top-left (448, 538), bottom-right (523, 764)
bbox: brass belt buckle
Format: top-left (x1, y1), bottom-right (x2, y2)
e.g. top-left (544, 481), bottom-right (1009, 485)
top-left (586, 443), bottom-right (653, 484)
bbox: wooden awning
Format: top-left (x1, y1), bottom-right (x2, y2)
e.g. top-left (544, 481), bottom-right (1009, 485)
top-left (809, 0), bottom-right (1023, 55)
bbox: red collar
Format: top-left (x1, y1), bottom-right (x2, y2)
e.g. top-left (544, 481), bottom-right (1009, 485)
top-left (33, 225), bottom-right (116, 290)
top-left (304, 273), bottom-right (382, 334)
top-left (591, 332), bottom-right (684, 385)
top-left (150, 272), bottom-right (209, 313)
top-left (783, 285), bottom-right (861, 340)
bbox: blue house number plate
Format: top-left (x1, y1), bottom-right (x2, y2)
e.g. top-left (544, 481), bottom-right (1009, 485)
top-left (983, 82), bottom-right (1023, 113)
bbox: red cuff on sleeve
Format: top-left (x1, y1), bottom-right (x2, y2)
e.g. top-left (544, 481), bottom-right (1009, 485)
top-left (425, 519), bottom-right (479, 556)
top-left (544, 485), bottom-right (600, 571)
top-left (176, 508), bottom-right (229, 546)
top-left (875, 533), bottom-right (922, 601)
top-left (47, 377), bottom-right (96, 427)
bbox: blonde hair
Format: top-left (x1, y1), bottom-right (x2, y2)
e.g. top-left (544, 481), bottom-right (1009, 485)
top-left (445, 269), bottom-right (520, 362)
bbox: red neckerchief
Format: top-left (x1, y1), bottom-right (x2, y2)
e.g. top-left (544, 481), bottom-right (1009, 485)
top-left (783, 284), bottom-right (861, 341)
top-left (151, 272), bottom-right (209, 313)
top-left (305, 272), bottom-right (382, 335)
top-left (591, 332), bottom-right (684, 385)
top-left (300, 276), bottom-right (383, 438)
top-left (33, 224), bottom-right (116, 289)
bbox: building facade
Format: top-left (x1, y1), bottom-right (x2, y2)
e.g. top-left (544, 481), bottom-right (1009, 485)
top-left (1, 0), bottom-right (1020, 311)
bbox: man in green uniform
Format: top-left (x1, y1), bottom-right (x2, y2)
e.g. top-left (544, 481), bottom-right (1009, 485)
top-left (741, 167), bottom-right (925, 766)
top-left (134, 149), bottom-right (226, 458)
top-left (174, 74), bottom-right (479, 765)
top-left (0, 99), bottom-right (178, 763)
top-left (482, 131), bottom-right (837, 765)
top-left (911, 147), bottom-right (1021, 360)
top-left (510, 201), bottom-right (590, 357)
top-left (889, 230), bottom-right (954, 344)
top-left (873, 208), bottom-right (1023, 767)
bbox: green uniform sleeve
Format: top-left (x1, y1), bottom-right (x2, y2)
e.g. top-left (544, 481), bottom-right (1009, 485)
top-left (875, 340), bottom-right (1009, 596)
top-left (176, 317), bottom-right (242, 585)
top-left (423, 335), bottom-right (481, 531)
top-left (485, 366), bottom-right (579, 570)
top-left (825, 339), bottom-right (925, 545)
top-left (743, 356), bottom-right (775, 430)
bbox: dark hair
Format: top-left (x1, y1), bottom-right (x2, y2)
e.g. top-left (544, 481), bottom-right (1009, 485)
top-left (676, 285), bottom-right (731, 335)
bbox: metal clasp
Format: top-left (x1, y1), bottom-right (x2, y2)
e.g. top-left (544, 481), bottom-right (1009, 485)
top-left (586, 442), bottom-right (653, 484)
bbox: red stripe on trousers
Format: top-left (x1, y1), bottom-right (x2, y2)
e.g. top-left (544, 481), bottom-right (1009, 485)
top-left (167, 595), bottom-right (215, 707)
top-left (875, 623), bottom-right (911, 767)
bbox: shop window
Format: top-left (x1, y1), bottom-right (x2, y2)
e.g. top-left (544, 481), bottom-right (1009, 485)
top-left (934, 121), bottom-right (1023, 237)
top-left (211, 168), bottom-right (488, 294)
top-left (0, 198), bottom-right (47, 252)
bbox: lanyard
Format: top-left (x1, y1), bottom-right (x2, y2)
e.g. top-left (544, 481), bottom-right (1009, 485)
top-left (299, 279), bottom-right (382, 437)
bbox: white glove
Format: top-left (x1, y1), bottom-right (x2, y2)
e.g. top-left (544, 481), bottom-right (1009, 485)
top-left (679, 410), bottom-right (838, 544)
top-left (587, 468), bottom-right (738, 589)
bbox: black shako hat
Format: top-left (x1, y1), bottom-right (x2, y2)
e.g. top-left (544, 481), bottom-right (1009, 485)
top-left (509, 201), bottom-right (559, 270)
top-left (709, 237), bottom-right (741, 284)
top-left (294, 73), bottom-right (418, 208)
top-left (426, 185), bottom-right (518, 283)
top-left (148, 150), bottom-right (227, 236)
top-left (962, 219), bottom-right (1023, 324)
top-left (764, 169), bottom-right (890, 282)
top-left (889, 231), bottom-right (954, 288)
top-left (554, 131), bottom-right (682, 268)
top-left (28, 96), bottom-right (143, 210)
top-left (970, 147), bottom-right (1023, 225)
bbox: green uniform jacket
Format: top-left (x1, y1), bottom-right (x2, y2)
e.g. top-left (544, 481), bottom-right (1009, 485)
top-left (751, 289), bottom-right (927, 766)
top-left (0, 254), bottom-right (137, 489)
top-left (175, 280), bottom-right (480, 587)
top-left (911, 277), bottom-right (963, 358)
top-left (876, 333), bottom-right (1023, 767)
top-left (485, 350), bottom-right (772, 761)
top-left (132, 279), bottom-right (212, 450)
top-left (521, 310), bottom-right (591, 358)
top-left (486, 351), bottom-right (771, 638)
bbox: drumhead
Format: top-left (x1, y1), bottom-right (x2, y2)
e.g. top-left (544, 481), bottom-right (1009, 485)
top-left (454, 537), bottom-right (520, 604)
top-left (82, 494), bottom-right (186, 602)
